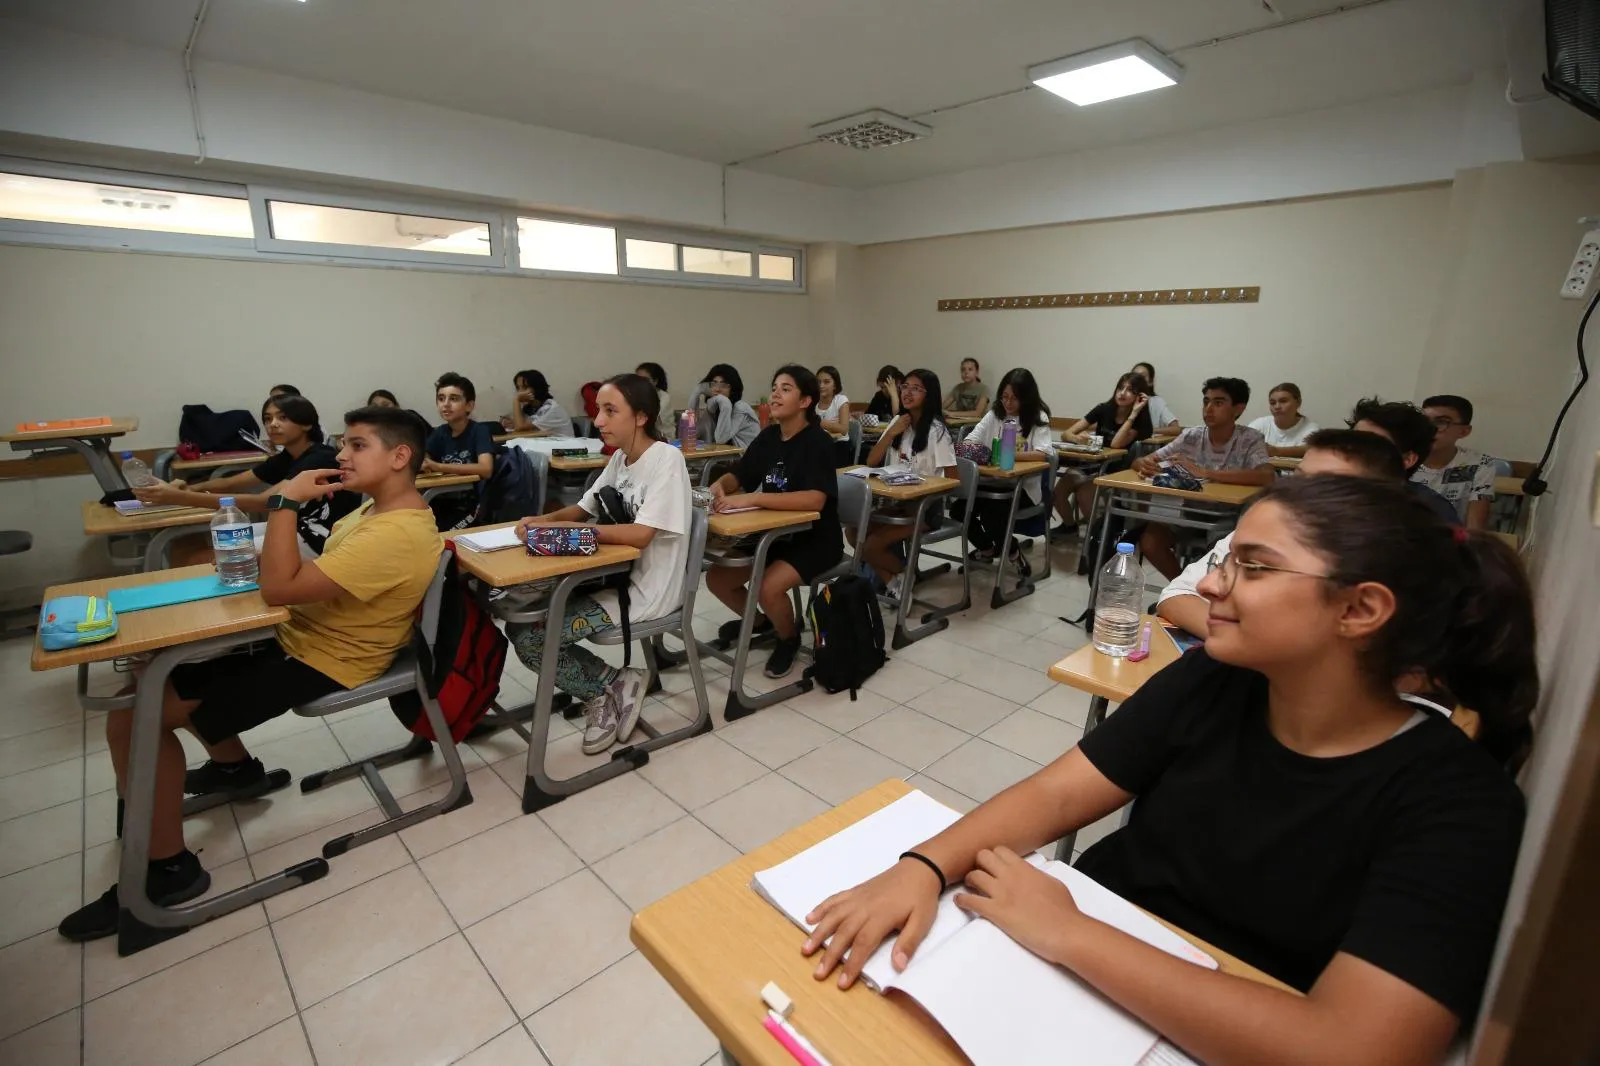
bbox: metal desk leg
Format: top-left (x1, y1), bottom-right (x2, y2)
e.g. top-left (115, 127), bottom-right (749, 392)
top-left (988, 479), bottom-right (1033, 609)
top-left (422, 483), bottom-right (473, 504)
top-left (715, 529), bottom-right (814, 722)
top-left (891, 496), bottom-right (953, 649)
top-left (1053, 693), bottom-right (1111, 862)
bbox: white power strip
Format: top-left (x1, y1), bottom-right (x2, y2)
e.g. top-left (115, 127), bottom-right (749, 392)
top-left (1560, 228), bottom-right (1599, 299)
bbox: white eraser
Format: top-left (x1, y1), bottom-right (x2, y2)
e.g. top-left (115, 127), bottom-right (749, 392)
top-left (760, 981), bottom-right (793, 1018)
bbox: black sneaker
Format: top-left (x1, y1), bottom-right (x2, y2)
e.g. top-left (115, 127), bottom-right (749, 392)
top-left (184, 757), bottom-right (267, 797)
top-left (59, 851), bottom-right (211, 944)
top-left (716, 615), bottom-right (773, 647)
top-left (764, 636), bottom-right (802, 679)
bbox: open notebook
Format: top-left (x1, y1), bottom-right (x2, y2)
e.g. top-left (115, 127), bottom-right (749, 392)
top-left (751, 790), bottom-right (1216, 1066)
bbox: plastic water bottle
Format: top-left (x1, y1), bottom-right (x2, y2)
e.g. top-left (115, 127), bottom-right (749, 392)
top-left (999, 419), bottom-right (1018, 471)
top-left (211, 498), bottom-right (259, 588)
top-left (1092, 543), bottom-right (1145, 656)
top-left (678, 408), bottom-right (698, 452)
top-left (120, 451), bottom-right (155, 489)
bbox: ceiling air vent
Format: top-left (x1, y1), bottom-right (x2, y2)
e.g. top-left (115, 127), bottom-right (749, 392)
top-left (810, 110), bottom-right (931, 150)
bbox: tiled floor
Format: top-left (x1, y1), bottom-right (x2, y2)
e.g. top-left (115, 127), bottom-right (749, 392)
top-left (0, 551), bottom-right (1115, 1065)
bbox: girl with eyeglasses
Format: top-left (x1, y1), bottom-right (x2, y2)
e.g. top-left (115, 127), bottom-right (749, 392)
top-left (690, 363), bottom-right (761, 448)
top-left (804, 476), bottom-right (1534, 1065)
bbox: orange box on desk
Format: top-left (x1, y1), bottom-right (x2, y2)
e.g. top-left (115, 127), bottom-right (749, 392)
top-left (15, 418), bottom-right (114, 433)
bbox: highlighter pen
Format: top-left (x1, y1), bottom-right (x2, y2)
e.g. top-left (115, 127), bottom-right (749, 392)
top-left (1127, 620), bottom-right (1152, 662)
top-left (763, 1012), bottom-right (827, 1066)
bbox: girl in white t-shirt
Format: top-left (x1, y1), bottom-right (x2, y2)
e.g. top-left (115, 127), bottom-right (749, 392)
top-left (816, 364), bottom-right (854, 465)
top-left (1249, 382), bottom-right (1320, 457)
top-left (636, 362), bottom-right (675, 440)
top-left (505, 369), bottom-right (576, 436)
top-left (959, 368), bottom-right (1053, 577)
top-left (511, 374), bottom-right (692, 756)
top-left (855, 367), bottom-right (958, 601)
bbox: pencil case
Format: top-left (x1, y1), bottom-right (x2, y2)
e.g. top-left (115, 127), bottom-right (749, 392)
top-left (38, 595), bottom-right (119, 650)
top-left (551, 447), bottom-right (591, 458)
top-left (526, 526), bottom-right (599, 556)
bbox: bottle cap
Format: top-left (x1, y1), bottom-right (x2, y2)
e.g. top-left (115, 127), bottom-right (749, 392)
top-left (121, 451), bottom-right (133, 459)
top-left (219, 497), bottom-right (235, 507)
top-left (1116, 542), bottom-right (1136, 554)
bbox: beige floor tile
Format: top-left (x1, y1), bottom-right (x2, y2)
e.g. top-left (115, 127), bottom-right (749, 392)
top-left (84, 791), bottom-right (119, 849)
top-left (920, 738), bottom-right (1042, 803)
top-left (82, 857), bottom-right (266, 1001)
top-left (529, 952), bottom-right (717, 1066)
top-left (83, 748), bottom-right (117, 798)
top-left (301, 935), bottom-right (514, 1066)
top-left (591, 816), bottom-right (739, 910)
top-left (953, 662), bottom-right (1057, 707)
top-left (274, 863), bottom-right (457, 1007)
top-left (639, 734), bottom-right (766, 810)
top-left (203, 1017), bottom-right (313, 1066)
top-left (904, 773), bottom-right (980, 814)
top-left (397, 764), bottom-right (523, 860)
top-left (0, 853), bottom-right (77, 949)
top-left (694, 773), bottom-right (830, 854)
top-left (979, 707), bottom-right (1084, 765)
top-left (249, 808), bottom-right (406, 922)
top-left (1027, 683), bottom-right (1095, 727)
top-left (464, 708), bottom-right (577, 766)
top-left (714, 705), bottom-right (837, 770)
top-left (892, 636), bottom-right (993, 679)
top-left (465, 869), bottom-right (634, 1018)
top-left (1006, 636), bottom-right (1082, 672)
top-left (453, 1024), bottom-right (541, 1065)
top-left (419, 811), bottom-right (583, 926)
top-left (0, 801), bottom-right (84, 879)
top-left (785, 683), bottom-right (896, 733)
top-left (84, 928), bottom-right (293, 1066)
top-left (99, 804), bottom-right (247, 875)
top-left (656, 675), bottom-right (732, 724)
top-left (846, 706), bottom-right (969, 772)
top-left (910, 677), bottom-right (1019, 735)
top-left (0, 721), bottom-right (85, 778)
top-left (233, 773), bottom-right (377, 857)
top-left (0, 698), bottom-right (84, 743)
top-left (0, 930), bottom-right (81, 1042)
top-left (983, 604), bottom-right (1059, 635)
top-left (777, 737), bottom-right (909, 807)
top-left (0, 759), bottom-right (84, 822)
top-left (0, 1007), bottom-right (79, 1066)
top-left (536, 771), bottom-right (684, 864)
top-left (327, 708), bottom-right (486, 798)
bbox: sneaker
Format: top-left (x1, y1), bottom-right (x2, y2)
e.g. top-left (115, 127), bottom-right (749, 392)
top-left (966, 547), bottom-right (996, 564)
top-left (183, 757), bottom-right (267, 797)
top-left (59, 851), bottom-right (211, 943)
top-left (579, 690), bottom-right (622, 755)
top-left (764, 636), bottom-right (802, 679)
top-left (716, 615), bottom-right (773, 647)
top-left (608, 667), bottom-right (648, 746)
top-left (882, 573), bottom-right (905, 606)
top-left (1010, 547), bottom-right (1033, 579)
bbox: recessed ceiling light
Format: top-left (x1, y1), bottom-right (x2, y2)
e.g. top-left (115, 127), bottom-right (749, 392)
top-left (1028, 39), bottom-right (1183, 106)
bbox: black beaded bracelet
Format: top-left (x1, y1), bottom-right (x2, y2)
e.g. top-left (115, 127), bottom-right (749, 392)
top-left (899, 850), bottom-right (947, 891)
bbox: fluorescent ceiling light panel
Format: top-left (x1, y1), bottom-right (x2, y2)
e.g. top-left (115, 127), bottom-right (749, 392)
top-left (1028, 39), bottom-right (1183, 106)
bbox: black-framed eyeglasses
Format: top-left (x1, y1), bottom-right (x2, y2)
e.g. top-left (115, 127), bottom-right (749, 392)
top-left (900, 382), bottom-right (926, 395)
top-left (1428, 416), bottom-right (1463, 429)
top-left (1204, 552), bottom-right (1333, 596)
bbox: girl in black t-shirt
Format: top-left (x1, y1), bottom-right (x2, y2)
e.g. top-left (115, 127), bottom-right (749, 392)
top-left (1053, 371), bottom-right (1155, 532)
top-left (706, 365), bottom-right (843, 680)
top-left (863, 364), bottom-right (903, 422)
top-left (802, 476), bottom-right (1536, 1063)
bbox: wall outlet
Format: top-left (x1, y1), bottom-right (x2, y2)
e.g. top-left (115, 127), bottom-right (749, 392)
top-left (1561, 229), bottom-right (1600, 300)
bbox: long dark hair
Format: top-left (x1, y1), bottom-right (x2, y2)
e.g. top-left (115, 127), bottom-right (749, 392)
top-left (1131, 362), bottom-right (1156, 390)
top-left (876, 364), bottom-right (903, 390)
top-left (773, 364), bottom-right (821, 426)
top-left (262, 394), bottom-right (325, 445)
top-left (817, 365), bottom-right (843, 396)
top-left (1112, 372), bottom-right (1151, 408)
top-left (1254, 476), bottom-right (1537, 769)
top-left (636, 362), bottom-right (668, 391)
top-left (603, 373), bottom-right (664, 441)
top-left (703, 363), bottom-right (745, 403)
top-left (991, 368), bottom-right (1050, 429)
top-left (893, 368), bottom-right (946, 455)
top-left (515, 369), bottom-right (552, 406)
top-left (367, 389), bottom-right (399, 407)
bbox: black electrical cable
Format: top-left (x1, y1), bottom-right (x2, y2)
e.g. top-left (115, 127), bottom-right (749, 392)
top-left (1522, 284), bottom-right (1597, 497)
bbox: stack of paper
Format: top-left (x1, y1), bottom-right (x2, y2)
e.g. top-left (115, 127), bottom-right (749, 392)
top-left (113, 500), bottom-right (186, 517)
top-left (454, 526), bottom-right (525, 553)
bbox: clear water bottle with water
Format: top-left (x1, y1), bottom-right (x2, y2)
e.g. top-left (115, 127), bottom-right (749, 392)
top-left (1093, 543), bottom-right (1145, 656)
top-left (120, 450), bottom-right (155, 489)
top-left (211, 497), bottom-right (259, 588)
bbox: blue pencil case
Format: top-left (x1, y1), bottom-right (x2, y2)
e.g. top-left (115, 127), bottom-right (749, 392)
top-left (107, 575), bottom-right (258, 614)
top-left (38, 595), bottom-right (118, 650)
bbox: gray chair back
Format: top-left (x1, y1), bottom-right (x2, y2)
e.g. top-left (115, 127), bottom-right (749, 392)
top-left (835, 473), bottom-right (873, 566)
top-left (846, 419), bottom-right (864, 465)
top-left (677, 505), bottom-right (710, 620)
top-left (522, 448), bottom-right (550, 513)
top-left (417, 551), bottom-right (452, 648)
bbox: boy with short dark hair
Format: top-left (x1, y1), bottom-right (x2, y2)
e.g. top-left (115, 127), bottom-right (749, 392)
top-left (424, 372), bottom-right (496, 530)
top-left (1346, 396), bottom-right (1462, 526)
top-left (1414, 394), bottom-right (1498, 529)
top-left (60, 406), bottom-right (443, 954)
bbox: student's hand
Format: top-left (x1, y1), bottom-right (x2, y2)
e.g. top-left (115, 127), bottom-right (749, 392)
top-left (953, 847), bottom-right (1082, 967)
top-left (421, 458), bottom-right (441, 475)
top-left (1131, 396), bottom-right (1149, 415)
top-left (1132, 455), bottom-right (1159, 477)
top-left (713, 492), bottom-right (755, 513)
top-left (499, 416), bottom-right (515, 431)
top-left (802, 858), bottom-right (944, 989)
top-left (133, 480), bottom-right (182, 506)
top-left (515, 388), bottom-right (533, 403)
top-left (1168, 458), bottom-right (1209, 479)
top-left (885, 414), bottom-right (910, 439)
top-left (514, 517), bottom-right (538, 542)
top-left (709, 480), bottom-right (728, 501)
top-left (279, 468), bottom-right (345, 503)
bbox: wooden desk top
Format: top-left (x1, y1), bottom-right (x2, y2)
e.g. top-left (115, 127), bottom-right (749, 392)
top-left (1148, 431), bottom-right (1180, 445)
top-left (81, 499), bottom-right (214, 536)
top-left (415, 471), bottom-right (483, 490)
top-left (841, 469), bottom-right (962, 501)
top-left (976, 459), bottom-right (1049, 480)
top-left (449, 524), bottom-right (639, 588)
top-left (1092, 467), bottom-right (1264, 506)
top-left (170, 451), bottom-right (270, 473)
top-left (707, 508), bottom-right (819, 538)
top-left (548, 453), bottom-right (610, 472)
top-left (682, 443), bottom-right (745, 461)
top-left (1054, 446), bottom-right (1129, 465)
top-left (944, 411), bottom-right (983, 426)
top-left (1493, 476), bottom-right (1525, 497)
top-left (1270, 456), bottom-right (1302, 471)
top-left (633, 779), bottom-right (1289, 1066)
top-left (549, 443), bottom-right (744, 473)
top-left (1047, 635), bottom-right (1181, 702)
top-left (492, 428), bottom-right (551, 443)
top-left (3, 417), bottom-right (138, 443)
top-left (32, 564), bottom-right (287, 671)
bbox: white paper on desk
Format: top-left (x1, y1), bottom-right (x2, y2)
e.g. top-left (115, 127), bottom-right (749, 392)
top-left (455, 526), bottom-right (525, 553)
top-left (506, 436), bottom-right (604, 456)
top-left (712, 505), bottom-right (761, 514)
top-left (1140, 1041), bottom-right (1201, 1066)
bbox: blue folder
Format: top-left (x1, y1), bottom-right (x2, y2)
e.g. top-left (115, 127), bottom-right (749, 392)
top-left (108, 575), bottom-right (258, 614)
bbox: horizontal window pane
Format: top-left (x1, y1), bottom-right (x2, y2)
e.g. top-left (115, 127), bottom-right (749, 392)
top-left (0, 172), bottom-right (253, 237)
top-left (758, 253), bottom-right (796, 282)
top-left (519, 218), bottom-right (618, 274)
top-left (682, 246), bottom-right (752, 277)
top-left (625, 238), bottom-right (677, 271)
top-left (270, 201), bottom-right (490, 255)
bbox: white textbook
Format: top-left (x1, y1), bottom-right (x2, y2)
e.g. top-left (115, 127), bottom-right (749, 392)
top-left (751, 790), bottom-right (1217, 1066)
top-left (453, 526), bottom-right (525, 553)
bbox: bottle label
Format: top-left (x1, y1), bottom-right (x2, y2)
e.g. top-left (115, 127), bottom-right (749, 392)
top-left (212, 526), bottom-right (254, 551)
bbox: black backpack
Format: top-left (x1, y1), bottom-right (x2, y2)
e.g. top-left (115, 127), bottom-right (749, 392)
top-left (177, 405), bottom-right (261, 454)
top-left (805, 574), bottom-right (887, 699)
top-left (471, 446), bottom-right (542, 527)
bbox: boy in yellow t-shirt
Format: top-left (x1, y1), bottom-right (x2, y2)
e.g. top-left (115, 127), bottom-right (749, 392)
top-left (61, 406), bottom-right (442, 953)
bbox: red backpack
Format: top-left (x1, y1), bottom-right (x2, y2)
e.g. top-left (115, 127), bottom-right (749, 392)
top-left (580, 380), bottom-right (603, 419)
top-left (389, 549), bottom-right (508, 742)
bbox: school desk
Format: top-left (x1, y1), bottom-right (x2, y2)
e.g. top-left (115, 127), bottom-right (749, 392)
top-left (491, 428), bottom-right (551, 444)
top-left (547, 443), bottom-right (745, 504)
top-left (843, 469), bottom-right (964, 649)
top-left (943, 410), bottom-right (984, 427)
top-left (81, 500), bottom-right (215, 572)
top-left (3, 416), bottom-right (139, 495)
top-left (631, 778), bottom-right (1293, 1066)
top-left (414, 470), bottom-right (483, 502)
top-left (1270, 456), bottom-right (1301, 472)
top-left (972, 459), bottom-right (1053, 608)
top-left (169, 450), bottom-right (272, 479)
top-left (31, 565), bottom-right (315, 949)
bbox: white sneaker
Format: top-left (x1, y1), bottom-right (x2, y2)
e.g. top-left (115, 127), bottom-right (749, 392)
top-left (608, 667), bottom-right (648, 746)
top-left (883, 573), bottom-right (905, 605)
top-left (580, 690), bottom-right (621, 755)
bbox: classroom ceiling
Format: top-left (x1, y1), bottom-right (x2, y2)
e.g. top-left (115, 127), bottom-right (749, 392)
top-left (3, 0), bottom-right (1506, 189)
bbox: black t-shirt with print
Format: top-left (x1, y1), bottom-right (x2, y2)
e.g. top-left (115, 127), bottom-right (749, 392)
top-left (733, 422), bottom-right (844, 570)
top-left (425, 420), bottom-right (496, 466)
top-left (1081, 401), bottom-right (1153, 443)
top-left (1075, 648), bottom-right (1524, 1019)
top-left (250, 443), bottom-right (359, 553)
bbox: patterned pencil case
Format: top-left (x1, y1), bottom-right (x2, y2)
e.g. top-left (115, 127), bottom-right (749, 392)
top-left (526, 526), bottom-right (599, 556)
top-left (38, 595), bottom-right (119, 651)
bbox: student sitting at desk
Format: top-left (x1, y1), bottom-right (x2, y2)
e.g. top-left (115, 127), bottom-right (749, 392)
top-left (864, 365), bottom-right (903, 422)
top-left (956, 368), bottom-right (1052, 577)
top-left (1053, 371), bottom-right (1154, 535)
top-left (943, 357), bottom-right (990, 413)
top-left (1346, 396), bottom-right (1462, 526)
top-left (689, 363), bottom-right (761, 448)
top-left (1249, 381), bottom-right (1321, 457)
top-left (504, 369), bottom-right (576, 436)
top-left (636, 362), bottom-right (675, 439)
top-left (1131, 362), bottom-right (1181, 432)
top-left (423, 372), bottom-right (496, 530)
top-left (853, 368), bottom-right (957, 603)
top-left (1413, 394), bottom-right (1499, 530)
top-left (367, 388), bottom-right (432, 431)
top-left (134, 394), bottom-right (359, 556)
top-left (509, 374), bottom-right (691, 755)
top-left (805, 475), bottom-right (1534, 1065)
top-left (1131, 377), bottom-right (1274, 579)
top-left (706, 365), bottom-right (844, 679)
top-left (60, 406), bottom-right (442, 951)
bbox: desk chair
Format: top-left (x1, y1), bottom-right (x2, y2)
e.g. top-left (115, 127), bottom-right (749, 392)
top-left (903, 457), bottom-right (980, 629)
top-left (293, 553), bottom-right (473, 858)
top-left (572, 415), bottom-right (594, 438)
top-left (846, 420), bottom-right (864, 466)
top-left (152, 450), bottom-right (177, 481)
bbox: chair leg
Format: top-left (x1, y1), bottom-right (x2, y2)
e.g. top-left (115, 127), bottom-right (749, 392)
top-left (299, 735), bottom-right (433, 794)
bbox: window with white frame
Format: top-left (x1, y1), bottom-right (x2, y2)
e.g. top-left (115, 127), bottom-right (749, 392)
top-left (0, 171), bottom-right (253, 239)
top-left (519, 218), bottom-right (618, 274)
top-left (266, 201), bottom-right (492, 257)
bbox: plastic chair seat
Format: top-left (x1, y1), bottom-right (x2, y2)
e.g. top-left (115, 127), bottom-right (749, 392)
top-left (294, 651), bottom-right (417, 717)
top-left (0, 531), bottom-right (32, 555)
